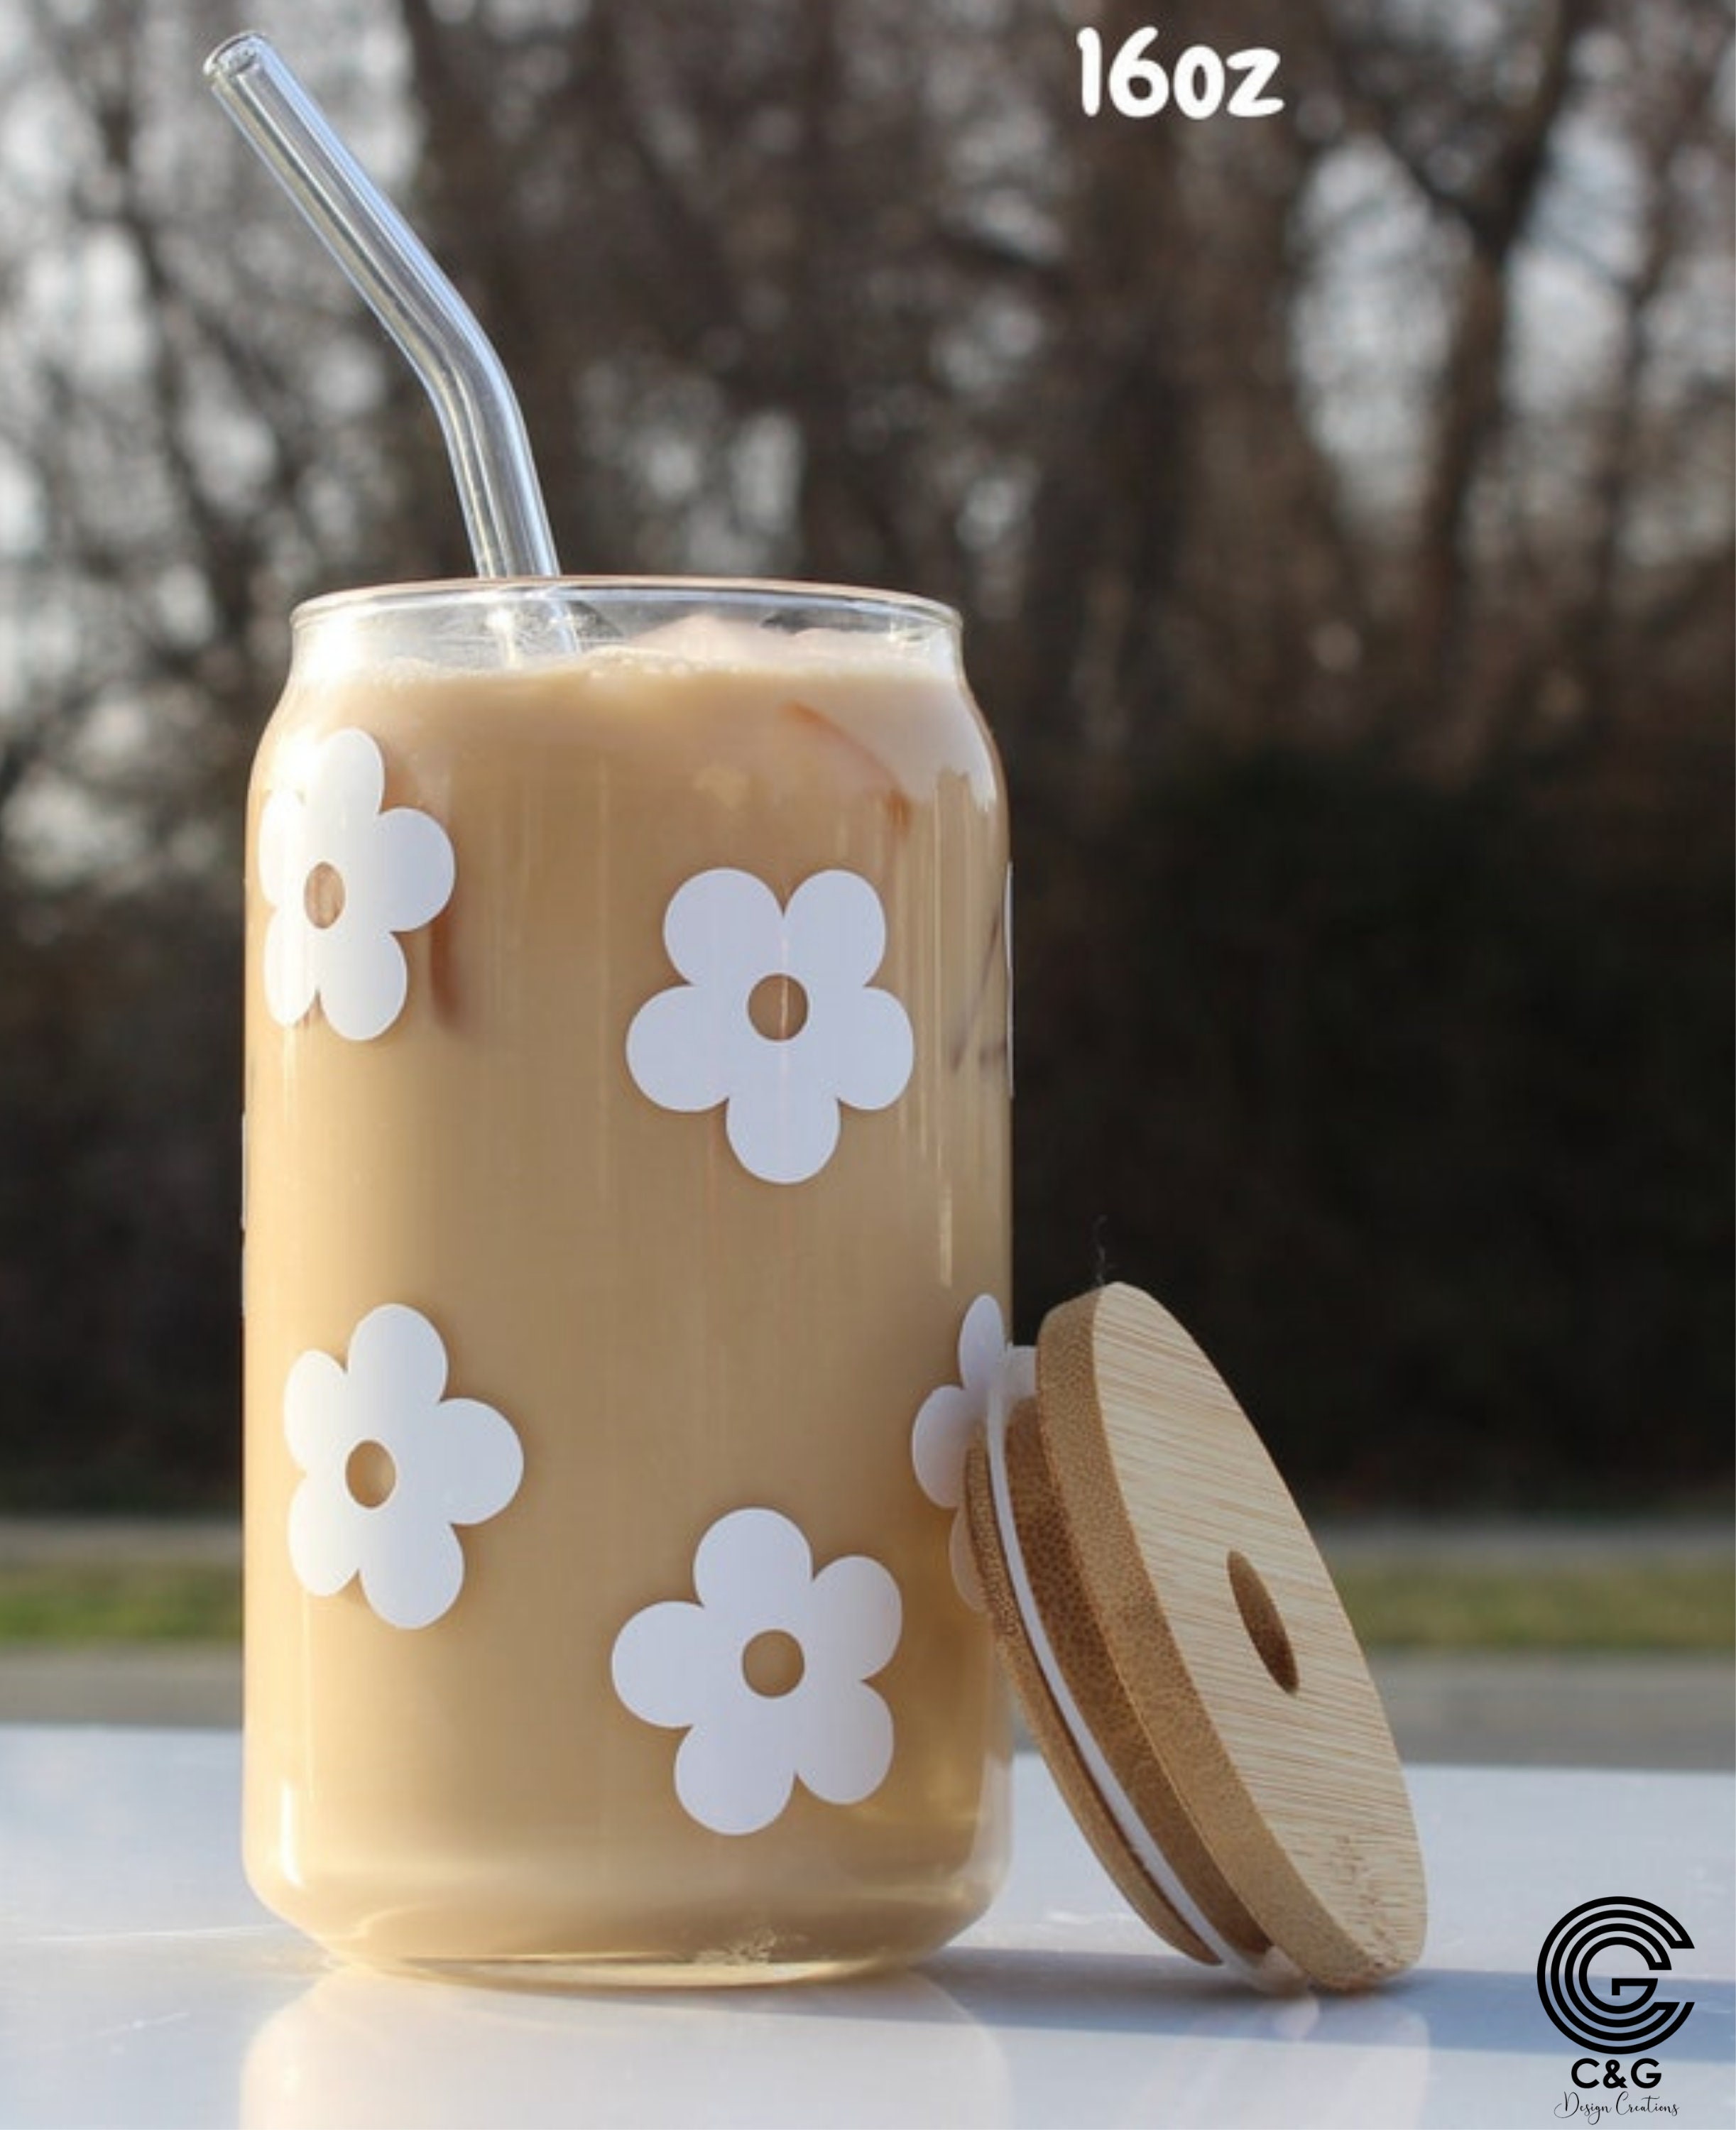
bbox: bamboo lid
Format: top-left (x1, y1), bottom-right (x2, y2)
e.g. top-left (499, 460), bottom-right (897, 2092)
top-left (963, 1282), bottom-right (1426, 1992)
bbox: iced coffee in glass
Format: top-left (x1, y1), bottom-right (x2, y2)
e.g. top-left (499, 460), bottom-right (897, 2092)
top-left (242, 579), bottom-right (1012, 1979)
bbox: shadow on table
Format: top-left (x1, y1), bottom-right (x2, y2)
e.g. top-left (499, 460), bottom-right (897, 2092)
top-left (922, 1945), bottom-right (1734, 2063)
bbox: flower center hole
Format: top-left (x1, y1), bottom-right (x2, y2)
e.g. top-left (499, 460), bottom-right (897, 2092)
top-left (345, 1440), bottom-right (398, 1509)
top-left (748, 974), bottom-right (809, 1042)
top-left (741, 1629), bottom-right (806, 1698)
top-left (1226, 1549), bottom-right (1299, 1695)
top-left (303, 862), bottom-right (346, 929)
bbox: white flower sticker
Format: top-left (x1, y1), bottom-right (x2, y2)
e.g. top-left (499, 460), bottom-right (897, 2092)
top-left (611, 1507), bottom-right (902, 1836)
top-left (284, 1304), bottom-right (523, 1630)
top-left (911, 1294), bottom-right (1011, 1607)
top-left (625, 868), bottom-right (914, 1185)
top-left (259, 727), bottom-right (456, 1042)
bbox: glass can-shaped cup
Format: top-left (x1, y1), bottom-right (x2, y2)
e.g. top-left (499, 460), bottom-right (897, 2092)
top-left (241, 579), bottom-right (1013, 1980)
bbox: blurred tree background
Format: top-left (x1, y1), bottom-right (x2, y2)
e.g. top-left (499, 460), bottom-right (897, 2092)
top-left (0, 0), bottom-right (1727, 1509)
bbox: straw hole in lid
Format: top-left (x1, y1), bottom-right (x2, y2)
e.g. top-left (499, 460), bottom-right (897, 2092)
top-left (1226, 1550), bottom-right (1299, 1696)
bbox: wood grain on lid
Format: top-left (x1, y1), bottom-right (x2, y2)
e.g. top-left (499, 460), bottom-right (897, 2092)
top-left (964, 1424), bottom-right (1222, 1967)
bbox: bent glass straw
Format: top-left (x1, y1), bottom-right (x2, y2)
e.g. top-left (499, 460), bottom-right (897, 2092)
top-left (204, 33), bottom-right (559, 580)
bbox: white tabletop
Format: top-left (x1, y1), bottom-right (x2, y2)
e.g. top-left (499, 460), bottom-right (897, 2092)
top-left (0, 1728), bottom-right (1730, 2129)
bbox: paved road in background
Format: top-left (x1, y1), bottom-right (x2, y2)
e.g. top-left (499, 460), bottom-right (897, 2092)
top-left (1, 1518), bottom-right (1730, 1769)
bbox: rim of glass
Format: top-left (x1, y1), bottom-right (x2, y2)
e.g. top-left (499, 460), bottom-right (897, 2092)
top-left (293, 575), bottom-right (961, 632)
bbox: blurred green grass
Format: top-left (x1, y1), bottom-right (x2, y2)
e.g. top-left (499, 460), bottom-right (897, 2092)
top-left (0, 1559), bottom-right (1727, 1651)
top-left (0, 1564), bottom-right (241, 1643)
top-left (1336, 1563), bottom-right (1732, 1653)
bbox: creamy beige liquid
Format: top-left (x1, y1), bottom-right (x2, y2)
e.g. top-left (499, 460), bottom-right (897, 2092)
top-left (243, 596), bottom-right (1012, 1978)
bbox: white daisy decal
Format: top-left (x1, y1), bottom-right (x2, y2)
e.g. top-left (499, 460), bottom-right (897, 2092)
top-left (625, 868), bottom-right (914, 1185)
top-left (911, 1294), bottom-right (1012, 1606)
top-left (258, 726), bottom-right (455, 1042)
top-left (611, 1507), bottom-right (902, 1836)
top-left (284, 1304), bottom-right (523, 1630)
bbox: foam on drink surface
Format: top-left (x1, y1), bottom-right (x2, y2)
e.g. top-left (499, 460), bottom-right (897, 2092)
top-left (291, 608), bottom-right (993, 802)
top-left (584, 613), bottom-right (954, 678)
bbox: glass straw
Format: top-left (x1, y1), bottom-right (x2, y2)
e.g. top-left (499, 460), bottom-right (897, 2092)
top-left (204, 33), bottom-right (559, 580)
